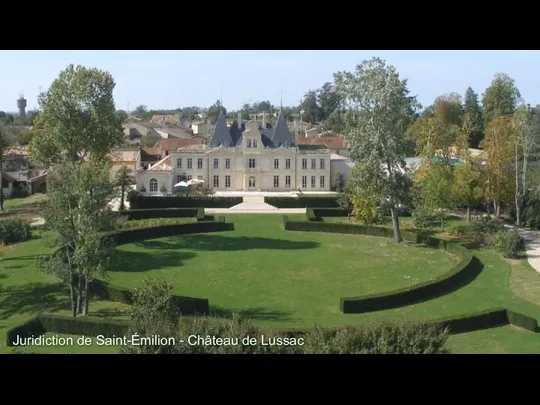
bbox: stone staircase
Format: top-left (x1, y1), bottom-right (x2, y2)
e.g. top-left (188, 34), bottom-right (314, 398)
top-left (229, 196), bottom-right (279, 211)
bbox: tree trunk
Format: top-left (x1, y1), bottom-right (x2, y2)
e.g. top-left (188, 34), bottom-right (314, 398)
top-left (83, 277), bottom-right (90, 316)
top-left (120, 184), bottom-right (125, 211)
top-left (467, 205), bottom-right (471, 222)
top-left (76, 272), bottom-right (83, 314)
top-left (390, 208), bottom-right (403, 243)
top-left (515, 196), bottom-right (521, 228)
top-left (495, 201), bottom-right (501, 218)
top-left (486, 201), bottom-right (491, 215)
top-left (440, 213), bottom-right (445, 232)
top-left (70, 273), bottom-right (77, 318)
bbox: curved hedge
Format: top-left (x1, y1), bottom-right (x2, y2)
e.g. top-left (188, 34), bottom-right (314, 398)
top-left (6, 307), bottom-right (537, 347)
top-left (52, 221), bottom-right (234, 316)
top-left (282, 217), bottom-right (476, 313)
top-left (129, 195), bottom-right (242, 209)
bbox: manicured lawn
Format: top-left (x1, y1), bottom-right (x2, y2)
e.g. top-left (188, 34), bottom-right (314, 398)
top-left (107, 214), bottom-right (458, 328)
top-left (447, 325), bottom-right (540, 354)
top-left (2, 213), bottom-right (540, 353)
top-left (2, 193), bottom-right (48, 210)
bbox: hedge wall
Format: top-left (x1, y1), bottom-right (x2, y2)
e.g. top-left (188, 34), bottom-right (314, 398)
top-left (265, 196), bottom-right (339, 208)
top-left (4, 316), bottom-right (46, 347)
top-left (306, 208), bottom-right (349, 221)
top-left (114, 208), bottom-right (203, 221)
top-left (102, 221), bottom-right (234, 245)
top-left (431, 308), bottom-right (509, 334)
top-left (38, 314), bottom-right (131, 338)
top-left (282, 218), bottom-right (475, 313)
top-left (506, 310), bottom-right (538, 332)
top-left (129, 195), bottom-right (242, 209)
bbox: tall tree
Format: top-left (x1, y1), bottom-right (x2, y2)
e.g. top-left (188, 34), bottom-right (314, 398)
top-left (409, 117), bottom-right (461, 163)
top-left (133, 105), bottom-right (149, 119)
top-left (462, 87), bottom-right (484, 149)
top-left (512, 105), bottom-right (540, 226)
top-left (299, 90), bottom-right (321, 123)
top-left (39, 161), bottom-right (116, 317)
top-left (0, 124), bottom-right (10, 211)
top-left (452, 158), bottom-right (484, 221)
top-left (115, 165), bottom-right (135, 211)
top-left (115, 110), bottom-right (128, 123)
top-left (482, 73), bottom-right (522, 124)
top-left (206, 100), bottom-right (227, 124)
top-left (434, 93), bottom-right (463, 127)
top-left (483, 116), bottom-right (516, 217)
top-left (317, 82), bottom-right (342, 121)
top-left (29, 64), bottom-right (124, 166)
top-left (334, 57), bottom-right (419, 243)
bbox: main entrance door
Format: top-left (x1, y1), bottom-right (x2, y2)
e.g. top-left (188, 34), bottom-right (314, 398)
top-left (248, 176), bottom-right (256, 189)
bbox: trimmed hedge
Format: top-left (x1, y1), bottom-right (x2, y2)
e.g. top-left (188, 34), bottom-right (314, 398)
top-left (431, 308), bottom-right (509, 334)
top-left (114, 208), bottom-right (203, 220)
top-left (282, 218), bottom-right (475, 313)
top-left (5, 316), bottom-right (46, 347)
top-left (507, 310), bottom-right (538, 332)
top-left (129, 195), bottom-right (242, 209)
top-left (102, 221), bottom-right (234, 245)
top-left (306, 208), bottom-right (349, 221)
top-left (265, 196), bottom-right (339, 208)
top-left (38, 314), bottom-right (131, 338)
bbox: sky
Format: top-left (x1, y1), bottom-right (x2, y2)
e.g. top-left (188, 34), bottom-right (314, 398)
top-left (0, 50), bottom-right (539, 113)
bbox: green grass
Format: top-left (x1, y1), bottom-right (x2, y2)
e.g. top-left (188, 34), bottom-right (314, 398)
top-left (2, 213), bottom-right (540, 353)
top-left (107, 214), bottom-right (458, 328)
top-left (2, 193), bottom-right (48, 210)
top-left (447, 325), bottom-right (540, 354)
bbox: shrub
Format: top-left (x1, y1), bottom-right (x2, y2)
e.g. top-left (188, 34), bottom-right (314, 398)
top-left (0, 218), bottom-right (32, 244)
top-left (175, 313), bottom-right (302, 354)
top-left (302, 320), bottom-right (450, 354)
top-left (120, 278), bottom-right (181, 354)
top-left (129, 195), bottom-right (242, 209)
top-left (412, 206), bottom-right (436, 229)
top-left (490, 229), bottom-right (524, 259)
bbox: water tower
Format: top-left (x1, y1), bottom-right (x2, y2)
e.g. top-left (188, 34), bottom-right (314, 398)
top-left (17, 93), bottom-right (27, 117)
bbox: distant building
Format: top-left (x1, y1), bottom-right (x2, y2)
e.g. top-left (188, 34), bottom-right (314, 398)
top-left (136, 110), bottom-right (350, 194)
top-left (150, 114), bottom-right (180, 125)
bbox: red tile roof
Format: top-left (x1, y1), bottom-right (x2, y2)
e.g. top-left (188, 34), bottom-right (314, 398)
top-left (161, 138), bottom-right (203, 153)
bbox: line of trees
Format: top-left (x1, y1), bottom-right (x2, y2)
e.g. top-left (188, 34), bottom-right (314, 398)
top-left (335, 58), bottom-right (540, 242)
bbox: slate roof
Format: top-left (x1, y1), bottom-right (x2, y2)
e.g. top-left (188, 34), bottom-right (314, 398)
top-left (208, 111), bottom-right (235, 147)
top-left (270, 111), bottom-right (294, 147)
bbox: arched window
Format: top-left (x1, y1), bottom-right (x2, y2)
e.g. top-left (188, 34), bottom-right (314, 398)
top-left (248, 176), bottom-right (255, 188)
top-left (149, 178), bottom-right (158, 192)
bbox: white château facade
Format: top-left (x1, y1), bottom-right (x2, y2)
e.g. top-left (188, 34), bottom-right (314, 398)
top-left (136, 110), bottom-right (349, 194)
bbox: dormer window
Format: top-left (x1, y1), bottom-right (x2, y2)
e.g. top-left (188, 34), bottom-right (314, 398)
top-left (253, 139), bottom-right (257, 148)
top-left (247, 139), bottom-right (252, 148)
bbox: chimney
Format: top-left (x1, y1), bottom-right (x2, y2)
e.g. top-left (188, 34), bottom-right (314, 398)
top-left (262, 112), bottom-right (266, 129)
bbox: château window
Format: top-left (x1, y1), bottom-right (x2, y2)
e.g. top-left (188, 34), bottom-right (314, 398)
top-left (187, 175), bottom-right (192, 180)
top-left (274, 158), bottom-right (279, 169)
top-left (187, 158), bottom-right (193, 169)
top-left (302, 159), bottom-right (307, 169)
top-left (213, 158), bottom-right (219, 169)
top-left (311, 176), bottom-right (316, 187)
top-left (286, 159), bottom-right (291, 169)
top-left (176, 158), bottom-right (182, 169)
top-left (248, 158), bottom-right (256, 168)
top-left (320, 159), bottom-right (325, 169)
top-left (213, 175), bottom-right (219, 187)
top-left (197, 158), bottom-right (203, 169)
top-left (273, 175), bottom-right (279, 188)
top-left (311, 159), bottom-right (316, 169)
top-left (285, 175), bottom-right (291, 187)
top-left (149, 178), bottom-right (158, 192)
top-left (320, 176), bottom-right (325, 188)
top-left (225, 175), bottom-right (231, 188)
top-left (176, 175), bottom-right (182, 183)
top-left (225, 158), bottom-right (231, 169)
top-left (301, 176), bottom-right (307, 188)
top-left (253, 139), bottom-right (257, 148)
top-left (247, 139), bottom-right (252, 148)
top-left (198, 175), bottom-right (203, 180)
